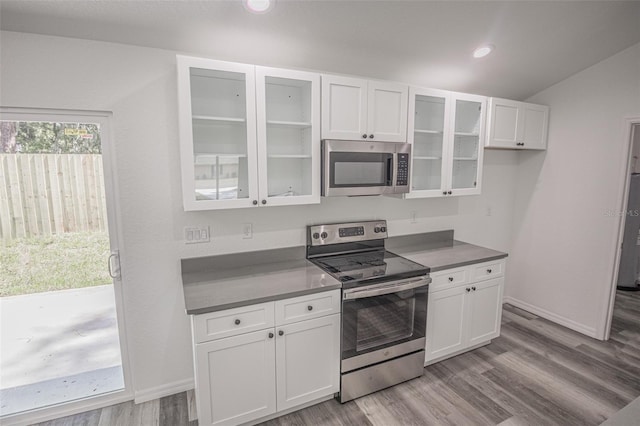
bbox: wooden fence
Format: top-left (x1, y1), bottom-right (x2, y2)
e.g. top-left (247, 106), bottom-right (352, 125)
top-left (0, 154), bottom-right (108, 241)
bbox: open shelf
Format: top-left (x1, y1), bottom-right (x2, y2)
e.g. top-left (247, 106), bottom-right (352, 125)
top-left (454, 132), bottom-right (479, 137)
top-left (193, 115), bottom-right (246, 123)
top-left (266, 120), bottom-right (312, 129)
top-left (414, 129), bottom-right (443, 135)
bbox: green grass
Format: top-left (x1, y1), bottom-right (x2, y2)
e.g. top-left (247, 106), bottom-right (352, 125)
top-left (0, 232), bottom-right (111, 297)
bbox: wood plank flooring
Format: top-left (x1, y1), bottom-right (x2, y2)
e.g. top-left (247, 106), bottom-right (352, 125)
top-left (33, 290), bottom-right (640, 426)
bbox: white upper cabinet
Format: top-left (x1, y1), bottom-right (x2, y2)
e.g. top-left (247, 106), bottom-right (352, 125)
top-left (177, 56), bottom-right (320, 210)
top-left (407, 89), bottom-right (486, 198)
top-left (255, 67), bottom-right (321, 207)
top-left (322, 75), bottom-right (408, 142)
top-left (486, 98), bottom-right (549, 150)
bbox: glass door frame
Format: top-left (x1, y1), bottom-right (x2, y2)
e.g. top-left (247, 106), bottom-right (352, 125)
top-left (0, 107), bottom-right (133, 426)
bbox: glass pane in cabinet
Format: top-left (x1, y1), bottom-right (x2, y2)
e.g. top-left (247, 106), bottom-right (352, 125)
top-left (454, 100), bottom-right (482, 135)
top-left (451, 134), bottom-right (479, 190)
top-left (264, 76), bottom-right (313, 197)
top-left (189, 67), bottom-right (249, 200)
top-left (412, 159), bottom-right (442, 191)
top-left (414, 95), bottom-right (445, 132)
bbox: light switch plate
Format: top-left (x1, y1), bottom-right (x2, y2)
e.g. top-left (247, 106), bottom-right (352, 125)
top-left (185, 226), bottom-right (210, 244)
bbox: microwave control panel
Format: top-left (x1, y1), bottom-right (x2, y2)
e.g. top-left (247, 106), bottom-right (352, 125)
top-left (396, 153), bottom-right (409, 186)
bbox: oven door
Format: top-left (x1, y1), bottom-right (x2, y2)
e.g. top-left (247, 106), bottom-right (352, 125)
top-left (341, 276), bottom-right (428, 372)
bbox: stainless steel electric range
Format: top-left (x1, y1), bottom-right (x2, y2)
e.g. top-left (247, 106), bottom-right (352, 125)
top-left (306, 220), bottom-right (431, 403)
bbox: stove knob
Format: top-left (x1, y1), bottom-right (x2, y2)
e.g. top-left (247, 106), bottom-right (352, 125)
top-left (321, 232), bottom-right (328, 239)
top-left (380, 226), bottom-right (387, 233)
top-left (312, 232), bottom-right (320, 239)
top-left (374, 227), bottom-right (381, 233)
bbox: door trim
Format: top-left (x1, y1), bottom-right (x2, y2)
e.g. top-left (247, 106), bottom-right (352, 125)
top-left (0, 107), bottom-right (133, 426)
top-left (601, 116), bottom-right (640, 341)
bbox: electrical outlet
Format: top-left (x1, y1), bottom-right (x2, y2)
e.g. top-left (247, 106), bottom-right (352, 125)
top-left (185, 226), bottom-right (210, 244)
top-left (486, 207), bottom-right (493, 217)
top-left (410, 211), bottom-right (417, 224)
top-left (242, 223), bottom-right (253, 239)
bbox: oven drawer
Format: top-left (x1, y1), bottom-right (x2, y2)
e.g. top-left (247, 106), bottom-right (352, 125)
top-left (193, 302), bottom-right (275, 343)
top-left (470, 259), bottom-right (505, 282)
top-left (275, 289), bottom-right (341, 326)
top-left (430, 266), bottom-right (470, 292)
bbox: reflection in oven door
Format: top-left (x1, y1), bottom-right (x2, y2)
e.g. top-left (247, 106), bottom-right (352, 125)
top-left (342, 286), bottom-right (427, 362)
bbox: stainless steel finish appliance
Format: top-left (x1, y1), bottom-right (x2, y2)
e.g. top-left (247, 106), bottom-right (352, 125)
top-left (307, 220), bottom-right (430, 403)
top-left (321, 140), bottom-right (411, 197)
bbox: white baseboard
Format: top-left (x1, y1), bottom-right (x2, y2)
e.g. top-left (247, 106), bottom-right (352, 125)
top-left (503, 296), bottom-right (598, 339)
top-left (134, 378), bottom-right (194, 404)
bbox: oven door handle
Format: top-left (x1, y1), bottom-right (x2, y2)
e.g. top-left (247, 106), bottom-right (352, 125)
top-left (343, 276), bottom-right (430, 300)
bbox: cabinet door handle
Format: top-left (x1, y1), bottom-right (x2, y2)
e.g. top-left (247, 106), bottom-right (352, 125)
top-left (466, 288), bottom-right (471, 292)
top-left (448, 277), bottom-right (454, 282)
top-left (448, 191), bottom-right (452, 195)
top-left (369, 134), bottom-right (374, 139)
top-left (487, 268), bottom-right (492, 273)
top-left (307, 305), bottom-right (313, 311)
top-left (472, 286), bottom-right (476, 291)
top-left (268, 332), bottom-right (274, 339)
top-left (278, 330), bottom-right (284, 336)
top-left (362, 134), bottom-right (368, 139)
top-left (252, 200), bottom-right (258, 205)
top-left (261, 199), bottom-right (267, 205)
top-left (443, 191), bottom-right (448, 195)
top-left (234, 319), bottom-right (241, 325)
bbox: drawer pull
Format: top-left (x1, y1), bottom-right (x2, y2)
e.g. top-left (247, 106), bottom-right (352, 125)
top-left (448, 277), bottom-right (454, 282)
top-left (472, 286), bottom-right (476, 291)
top-left (487, 268), bottom-right (492, 273)
top-left (268, 332), bottom-right (274, 339)
top-left (278, 330), bottom-right (284, 336)
top-left (234, 319), bottom-right (241, 325)
top-left (466, 288), bottom-right (471, 292)
top-left (307, 305), bottom-right (313, 311)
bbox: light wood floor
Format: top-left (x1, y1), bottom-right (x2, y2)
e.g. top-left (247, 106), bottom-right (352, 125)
top-left (34, 290), bottom-right (640, 426)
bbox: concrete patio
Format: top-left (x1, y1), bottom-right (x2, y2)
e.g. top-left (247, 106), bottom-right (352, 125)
top-left (0, 285), bottom-right (124, 416)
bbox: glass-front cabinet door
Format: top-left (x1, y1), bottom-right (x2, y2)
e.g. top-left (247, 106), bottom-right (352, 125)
top-left (255, 67), bottom-right (320, 207)
top-left (406, 87), bottom-right (451, 198)
top-left (177, 56), bottom-right (258, 210)
top-left (449, 93), bottom-right (486, 196)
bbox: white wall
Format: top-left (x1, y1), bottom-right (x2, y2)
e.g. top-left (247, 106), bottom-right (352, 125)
top-left (0, 31), bottom-right (518, 399)
top-left (506, 42), bottom-right (640, 338)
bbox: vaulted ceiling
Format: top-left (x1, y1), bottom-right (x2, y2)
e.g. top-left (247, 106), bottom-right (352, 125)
top-left (1, 1), bottom-right (639, 100)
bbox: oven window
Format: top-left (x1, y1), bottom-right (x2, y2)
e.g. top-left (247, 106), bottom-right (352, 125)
top-left (329, 152), bottom-right (393, 188)
top-left (342, 287), bottom-right (427, 360)
top-left (356, 297), bottom-right (415, 351)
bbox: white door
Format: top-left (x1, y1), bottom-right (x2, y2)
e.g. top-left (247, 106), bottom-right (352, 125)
top-left (487, 98), bottom-right (520, 148)
top-left (321, 75), bottom-right (368, 140)
top-left (467, 278), bottom-right (504, 346)
top-left (448, 93), bottom-right (486, 196)
top-left (275, 315), bottom-right (340, 411)
top-left (0, 108), bottom-right (132, 424)
top-left (521, 104), bottom-right (549, 150)
top-left (406, 87), bottom-right (451, 198)
top-left (177, 56), bottom-right (259, 210)
top-left (196, 330), bottom-right (276, 426)
top-left (425, 286), bottom-right (467, 362)
top-left (255, 66), bottom-right (321, 207)
top-left (367, 81), bottom-right (408, 142)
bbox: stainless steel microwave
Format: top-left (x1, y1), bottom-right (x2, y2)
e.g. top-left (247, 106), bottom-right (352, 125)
top-left (321, 140), bottom-right (411, 197)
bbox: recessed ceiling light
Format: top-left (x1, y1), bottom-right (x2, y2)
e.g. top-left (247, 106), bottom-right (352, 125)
top-left (473, 45), bottom-right (494, 59)
top-left (244, 0), bottom-right (274, 14)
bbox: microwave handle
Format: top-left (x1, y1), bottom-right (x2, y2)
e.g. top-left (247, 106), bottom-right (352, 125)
top-left (343, 277), bottom-right (430, 300)
top-left (387, 154), bottom-right (394, 186)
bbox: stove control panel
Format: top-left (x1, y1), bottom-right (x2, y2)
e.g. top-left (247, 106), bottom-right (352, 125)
top-left (307, 220), bottom-right (388, 246)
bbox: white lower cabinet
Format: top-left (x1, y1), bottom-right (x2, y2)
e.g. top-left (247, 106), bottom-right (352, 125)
top-left (425, 260), bottom-right (505, 364)
top-left (192, 290), bottom-right (341, 426)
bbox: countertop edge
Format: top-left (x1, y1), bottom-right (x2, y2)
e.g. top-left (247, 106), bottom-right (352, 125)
top-left (429, 253), bottom-right (509, 272)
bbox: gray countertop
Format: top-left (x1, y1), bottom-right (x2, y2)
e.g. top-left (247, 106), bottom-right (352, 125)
top-left (181, 231), bottom-right (508, 315)
top-left (386, 231), bottom-right (508, 272)
top-left (181, 246), bottom-right (341, 315)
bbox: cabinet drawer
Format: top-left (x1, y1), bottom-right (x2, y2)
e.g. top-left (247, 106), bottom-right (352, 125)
top-left (193, 302), bottom-right (275, 343)
top-left (430, 267), bottom-right (470, 292)
top-left (470, 259), bottom-right (506, 282)
top-left (275, 290), bottom-right (341, 326)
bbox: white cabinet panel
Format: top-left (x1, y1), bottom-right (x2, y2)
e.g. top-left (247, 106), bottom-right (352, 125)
top-left (196, 330), bottom-right (276, 426)
top-left (276, 314), bottom-right (340, 410)
top-left (321, 76), bottom-right (367, 140)
top-left (486, 98), bottom-right (549, 150)
top-left (425, 287), bottom-right (467, 361)
top-left (468, 278), bottom-right (504, 346)
top-left (193, 302), bottom-right (275, 343)
top-left (368, 81), bottom-right (408, 142)
top-left (274, 289), bottom-right (341, 326)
